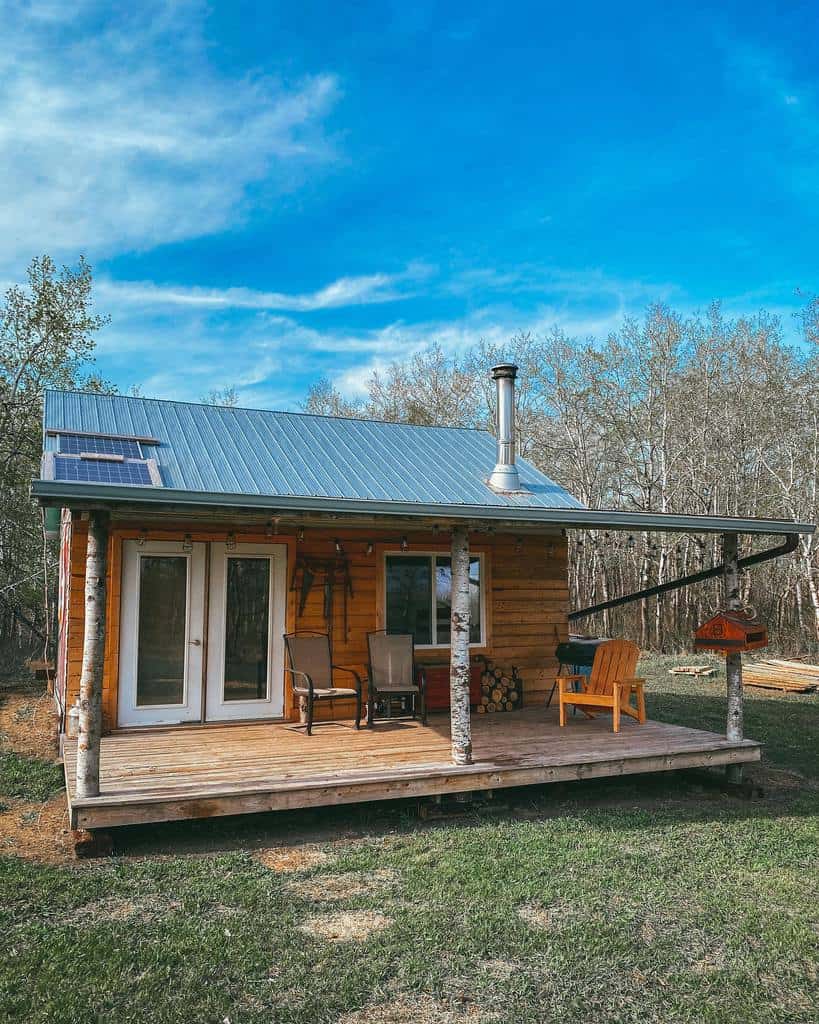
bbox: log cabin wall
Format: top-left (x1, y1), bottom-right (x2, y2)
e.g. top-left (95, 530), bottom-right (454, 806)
top-left (61, 516), bottom-right (568, 733)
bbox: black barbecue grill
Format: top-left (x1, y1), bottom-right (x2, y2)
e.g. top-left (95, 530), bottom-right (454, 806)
top-left (548, 635), bottom-right (612, 707)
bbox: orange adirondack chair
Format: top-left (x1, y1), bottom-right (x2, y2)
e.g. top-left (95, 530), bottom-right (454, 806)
top-left (557, 639), bottom-right (646, 733)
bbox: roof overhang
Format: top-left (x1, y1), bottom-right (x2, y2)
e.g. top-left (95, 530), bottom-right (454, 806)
top-left (30, 480), bottom-right (815, 536)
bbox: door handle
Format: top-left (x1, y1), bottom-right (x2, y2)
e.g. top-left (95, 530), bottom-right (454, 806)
top-left (189, 639), bottom-right (201, 646)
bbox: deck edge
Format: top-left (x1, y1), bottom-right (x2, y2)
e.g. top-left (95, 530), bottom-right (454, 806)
top-left (72, 742), bottom-right (761, 829)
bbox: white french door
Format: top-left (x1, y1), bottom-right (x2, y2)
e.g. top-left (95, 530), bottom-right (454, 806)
top-left (118, 540), bottom-right (206, 726)
top-left (205, 543), bottom-right (286, 721)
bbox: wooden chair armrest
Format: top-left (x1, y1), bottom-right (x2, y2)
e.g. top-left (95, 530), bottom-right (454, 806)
top-left (557, 675), bottom-right (585, 694)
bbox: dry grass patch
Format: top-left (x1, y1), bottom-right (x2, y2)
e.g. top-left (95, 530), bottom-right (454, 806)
top-left (0, 690), bottom-right (58, 761)
top-left (338, 994), bottom-right (495, 1023)
top-left (283, 867), bottom-right (397, 901)
top-left (517, 899), bottom-right (582, 931)
top-left (297, 909), bottom-right (393, 943)
top-left (480, 958), bottom-right (520, 980)
top-left (253, 845), bottom-right (330, 872)
top-left (71, 895), bottom-right (182, 924)
top-left (0, 794), bottom-right (72, 864)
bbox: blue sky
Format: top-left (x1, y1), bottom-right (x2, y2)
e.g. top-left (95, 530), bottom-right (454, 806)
top-left (3, 1), bottom-right (818, 407)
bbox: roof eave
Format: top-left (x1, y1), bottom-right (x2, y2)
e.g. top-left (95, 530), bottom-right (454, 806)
top-left (29, 480), bottom-right (815, 536)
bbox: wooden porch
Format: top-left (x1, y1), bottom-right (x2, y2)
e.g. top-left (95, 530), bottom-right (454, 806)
top-left (63, 706), bottom-right (760, 830)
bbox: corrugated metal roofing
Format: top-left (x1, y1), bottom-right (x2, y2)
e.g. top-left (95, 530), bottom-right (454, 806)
top-left (34, 391), bottom-right (815, 534)
top-left (40, 389), bottom-right (585, 511)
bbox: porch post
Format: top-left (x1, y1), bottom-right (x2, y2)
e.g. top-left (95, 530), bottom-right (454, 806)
top-left (449, 525), bottom-right (473, 765)
top-left (722, 531), bottom-right (744, 782)
top-left (75, 511), bottom-right (109, 800)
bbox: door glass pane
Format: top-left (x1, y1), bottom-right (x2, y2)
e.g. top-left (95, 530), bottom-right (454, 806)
top-left (137, 556), bottom-right (188, 706)
top-left (385, 556), bottom-right (432, 644)
top-left (435, 556), bottom-right (481, 645)
top-left (224, 557), bottom-right (270, 701)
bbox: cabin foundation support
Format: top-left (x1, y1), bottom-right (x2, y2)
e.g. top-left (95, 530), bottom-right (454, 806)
top-left (723, 532), bottom-right (744, 783)
top-left (75, 511), bottom-right (109, 800)
top-left (449, 525), bottom-right (473, 765)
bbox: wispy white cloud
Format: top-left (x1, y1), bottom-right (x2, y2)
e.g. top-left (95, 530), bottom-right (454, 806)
top-left (97, 262), bottom-right (434, 312)
top-left (90, 258), bottom-right (689, 405)
top-left (0, 1), bottom-right (342, 271)
top-left (446, 264), bottom-right (678, 308)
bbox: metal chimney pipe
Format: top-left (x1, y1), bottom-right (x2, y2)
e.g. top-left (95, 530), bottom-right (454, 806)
top-left (487, 363), bottom-right (521, 492)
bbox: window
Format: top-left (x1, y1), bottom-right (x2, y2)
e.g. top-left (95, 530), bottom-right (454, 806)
top-left (385, 553), bottom-right (483, 646)
top-left (223, 557), bottom-right (271, 702)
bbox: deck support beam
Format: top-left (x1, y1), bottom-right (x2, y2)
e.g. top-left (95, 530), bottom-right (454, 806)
top-left (723, 531), bottom-right (744, 783)
top-left (75, 511), bottom-right (109, 800)
top-left (449, 525), bottom-right (473, 765)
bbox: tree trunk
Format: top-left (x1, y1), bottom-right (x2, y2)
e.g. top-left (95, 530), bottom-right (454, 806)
top-left (723, 532), bottom-right (744, 782)
top-left (449, 526), bottom-right (472, 765)
top-left (75, 511), bottom-right (109, 799)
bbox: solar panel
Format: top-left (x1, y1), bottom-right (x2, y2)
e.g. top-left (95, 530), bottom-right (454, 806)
top-left (53, 456), bottom-right (153, 486)
top-left (58, 435), bottom-right (142, 458)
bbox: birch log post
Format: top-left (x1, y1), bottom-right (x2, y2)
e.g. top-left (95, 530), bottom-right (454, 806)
top-left (75, 511), bottom-right (109, 799)
top-left (723, 531), bottom-right (744, 783)
top-left (449, 525), bottom-right (473, 765)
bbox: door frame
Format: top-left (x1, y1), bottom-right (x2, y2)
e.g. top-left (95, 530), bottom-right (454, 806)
top-left (205, 542), bottom-right (287, 722)
top-left (117, 539), bottom-right (206, 727)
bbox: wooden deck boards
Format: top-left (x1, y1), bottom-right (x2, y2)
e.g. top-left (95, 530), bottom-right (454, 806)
top-left (64, 708), bottom-right (761, 829)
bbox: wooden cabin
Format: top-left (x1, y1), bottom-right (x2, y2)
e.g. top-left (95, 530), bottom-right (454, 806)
top-left (32, 366), bottom-right (813, 832)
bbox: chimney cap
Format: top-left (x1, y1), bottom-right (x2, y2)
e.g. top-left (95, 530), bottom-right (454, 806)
top-left (490, 363), bottom-right (518, 380)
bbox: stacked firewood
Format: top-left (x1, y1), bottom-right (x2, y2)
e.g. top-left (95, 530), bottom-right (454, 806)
top-left (476, 661), bottom-right (523, 713)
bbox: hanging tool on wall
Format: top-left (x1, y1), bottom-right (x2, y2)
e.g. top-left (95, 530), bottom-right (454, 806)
top-left (290, 555), bottom-right (354, 640)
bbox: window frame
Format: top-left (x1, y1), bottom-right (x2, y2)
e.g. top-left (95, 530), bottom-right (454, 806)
top-left (380, 548), bottom-right (488, 650)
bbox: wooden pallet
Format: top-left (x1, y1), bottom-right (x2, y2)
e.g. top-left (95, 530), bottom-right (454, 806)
top-left (670, 665), bottom-right (715, 677)
top-left (743, 659), bottom-right (819, 693)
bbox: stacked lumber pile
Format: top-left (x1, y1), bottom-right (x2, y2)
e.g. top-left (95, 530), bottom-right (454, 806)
top-left (743, 659), bottom-right (819, 693)
top-left (476, 662), bottom-right (523, 713)
top-left (670, 665), bottom-right (715, 677)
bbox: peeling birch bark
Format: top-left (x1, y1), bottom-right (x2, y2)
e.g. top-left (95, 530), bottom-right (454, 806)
top-left (723, 532), bottom-right (744, 782)
top-left (449, 526), bottom-right (472, 765)
top-left (76, 511), bottom-right (108, 799)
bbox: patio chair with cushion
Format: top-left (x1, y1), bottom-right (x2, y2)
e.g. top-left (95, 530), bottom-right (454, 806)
top-left (283, 631), bottom-right (363, 736)
top-left (366, 630), bottom-right (427, 728)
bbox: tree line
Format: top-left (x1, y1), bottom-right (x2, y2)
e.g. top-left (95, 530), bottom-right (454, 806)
top-left (305, 305), bottom-right (819, 652)
top-left (1, 256), bottom-right (817, 670)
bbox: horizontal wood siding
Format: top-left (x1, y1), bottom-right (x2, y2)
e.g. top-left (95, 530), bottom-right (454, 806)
top-left (63, 519), bottom-right (568, 731)
top-left (491, 534), bottom-right (569, 700)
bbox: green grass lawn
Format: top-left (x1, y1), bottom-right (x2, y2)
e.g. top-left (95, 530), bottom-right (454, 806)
top-left (1, 660), bottom-right (817, 1024)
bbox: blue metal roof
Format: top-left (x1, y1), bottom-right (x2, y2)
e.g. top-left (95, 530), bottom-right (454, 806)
top-left (39, 389), bottom-right (585, 512)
